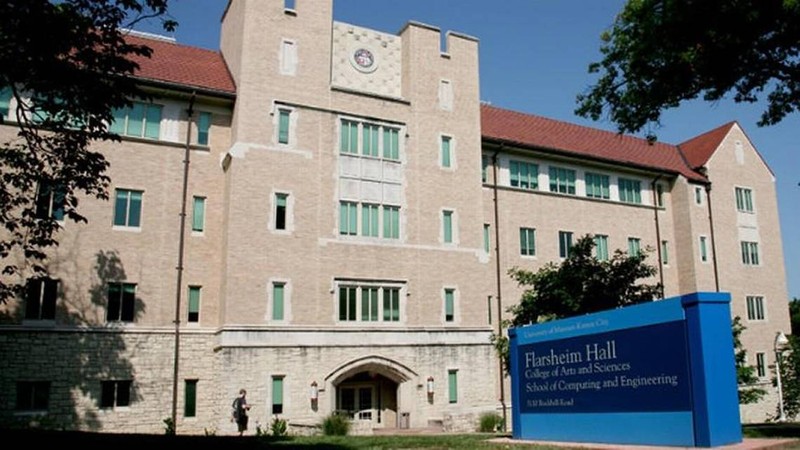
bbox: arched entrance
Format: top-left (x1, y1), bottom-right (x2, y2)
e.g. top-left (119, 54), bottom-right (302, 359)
top-left (325, 355), bottom-right (417, 430)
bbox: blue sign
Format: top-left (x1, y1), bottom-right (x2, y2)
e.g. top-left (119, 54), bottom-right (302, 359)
top-left (517, 320), bottom-right (691, 413)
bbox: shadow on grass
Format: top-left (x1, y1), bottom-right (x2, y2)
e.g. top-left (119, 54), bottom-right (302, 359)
top-left (743, 423), bottom-right (800, 439)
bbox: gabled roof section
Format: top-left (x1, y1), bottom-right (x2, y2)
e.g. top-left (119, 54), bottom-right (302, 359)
top-left (677, 121), bottom-right (735, 169)
top-left (125, 35), bottom-right (235, 95)
top-left (480, 104), bottom-right (707, 182)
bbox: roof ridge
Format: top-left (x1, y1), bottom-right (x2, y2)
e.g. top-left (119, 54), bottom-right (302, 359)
top-left (125, 33), bottom-right (222, 56)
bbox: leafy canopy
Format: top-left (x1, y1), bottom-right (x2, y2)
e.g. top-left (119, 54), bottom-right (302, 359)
top-left (732, 316), bottom-right (766, 405)
top-left (0, 1), bottom-right (175, 303)
top-left (775, 334), bottom-right (800, 419)
top-left (576, 0), bottom-right (800, 140)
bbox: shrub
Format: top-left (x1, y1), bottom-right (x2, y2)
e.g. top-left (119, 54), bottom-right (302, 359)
top-left (162, 417), bottom-right (175, 435)
top-left (478, 412), bottom-right (504, 433)
top-left (270, 417), bottom-right (288, 436)
top-left (322, 413), bottom-right (350, 436)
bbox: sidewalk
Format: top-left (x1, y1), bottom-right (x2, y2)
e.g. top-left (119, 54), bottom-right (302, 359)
top-left (487, 437), bottom-right (800, 449)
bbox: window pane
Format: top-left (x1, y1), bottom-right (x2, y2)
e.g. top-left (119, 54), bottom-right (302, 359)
top-left (114, 190), bottom-right (129, 226)
top-left (197, 112), bottom-right (211, 146)
top-left (188, 287), bottom-right (201, 314)
top-left (363, 124), bottom-right (378, 156)
top-left (25, 279), bottom-right (42, 320)
top-left (184, 380), bottom-right (197, 417)
top-left (443, 211), bottom-right (452, 243)
top-left (144, 104), bottom-right (161, 139)
top-left (41, 278), bottom-right (58, 320)
top-left (128, 191), bottom-right (142, 227)
top-left (192, 197), bottom-right (205, 232)
top-left (272, 283), bottom-right (284, 320)
top-left (276, 193), bottom-right (287, 230)
top-left (278, 110), bottom-right (290, 144)
top-left (348, 287), bottom-right (356, 321)
top-left (107, 283), bottom-right (121, 321)
top-left (100, 381), bottom-right (116, 408)
top-left (441, 136), bottom-right (451, 167)
top-left (121, 283), bottom-right (135, 322)
top-left (272, 377), bottom-right (284, 409)
top-left (127, 103), bottom-right (144, 136)
top-left (448, 370), bottom-right (458, 403)
top-left (338, 287), bottom-right (348, 321)
top-left (116, 380), bottom-right (131, 407)
top-left (0, 86), bottom-right (11, 117)
top-left (445, 289), bottom-right (454, 321)
top-left (483, 224), bottom-right (490, 253)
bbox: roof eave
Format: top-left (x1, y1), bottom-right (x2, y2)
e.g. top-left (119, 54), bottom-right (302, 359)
top-left (134, 76), bottom-right (237, 100)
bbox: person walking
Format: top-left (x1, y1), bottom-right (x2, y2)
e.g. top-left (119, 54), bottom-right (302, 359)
top-left (232, 389), bottom-right (251, 436)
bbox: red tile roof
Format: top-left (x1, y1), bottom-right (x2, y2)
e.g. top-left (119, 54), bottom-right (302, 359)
top-left (678, 121), bottom-right (735, 169)
top-left (481, 104), bottom-right (707, 182)
top-left (125, 35), bottom-right (235, 95)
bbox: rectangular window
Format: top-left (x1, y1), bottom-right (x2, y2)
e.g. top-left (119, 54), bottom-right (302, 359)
top-left (340, 120), bottom-right (358, 154)
top-left (107, 282), bottom-right (136, 322)
top-left (481, 155), bottom-right (489, 183)
top-left (558, 231), bottom-right (573, 258)
top-left (383, 127), bottom-right (399, 160)
top-left (443, 210), bottom-right (453, 244)
top-left (510, 160), bottom-right (538, 190)
top-left (549, 166), bottom-right (576, 195)
top-left (100, 380), bottom-right (132, 408)
top-left (24, 277), bottom-right (58, 321)
top-left (756, 353), bottom-right (766, 378)
top-left (585, 172), bottom-right (610, 199)
top-left (699, 236), bottom-right (708, 262)
top-left (184, 379), bottom-right (197, 418)
top-left (192, 196), bottom-right (205, 232)
top-left (520, 228), bottom-right (536, 256)
top-left (618, 178), bottom-right (642, 204)
top-left (16, 381), bottom-right (50, 411)
top-left (695, 186), bottom-right (703, 205)
top-left (440, 136), bottom-right (452, 168)
top-left (362, 203), bottom-right (379, 237)
top-left (339, 286), bottom-right (357, 321)
top-left (448, 370), bottom-right (458, 403)
top-left (383, 205), bottom-right (400, 239)
top-left (339, 201), bottom-right (358, 236)
top-left (362, 123), bottom-right (379, 157)
top-left (197, 112), bottom-right (211, 146)
top-left (483, 224), bottom-right (490, 254)
top-left (35, 182), bottom-right (65, 221)
top-left (110, 102), bottom-right (162, 139)
top-left (594, 235), bottom-right (609, 261)
top-left (0, 86), bottom-right (11, 117)
top-left (444, 289), bottom-right (455, 322)
top-left (271, 283), bottom-right (285, 321)
top-left (113, 189), bottom-right (142, 228)
top-left (280, 39), bottom-right (297, 75)
top-left (272, 377), bottom-right (284, 414)
top-left (187, 286), bottom-right (200, 323)
top-left (746, 296), bottom-right (765, 321)
top-left (656, 183), bottom-right (665, 207)
top-left (741, 241), bottom-right (760, 266)
top-left (661, 240), bottom-right (669, 265)
top-left (277, 109), bottom-right (290, 144)
top-left (735, 187), bottom-right (754, 213)
top-left (382, 287), bottom-right (400, 322)
top-left (628, 238), bottom-right (641, 257)
top-left (275, 193), bottom-right (288, 231)
top-left (361, 287), bottom-right (379, 322)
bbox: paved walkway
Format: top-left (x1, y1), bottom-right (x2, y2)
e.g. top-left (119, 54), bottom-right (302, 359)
top-left (487, 437), bottom-right (800, 449)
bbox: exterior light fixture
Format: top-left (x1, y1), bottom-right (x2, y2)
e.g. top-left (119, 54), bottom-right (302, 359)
top-left (427, 376), bottom-right (435, 395)
top-left (774, 331), bottom-right (789, 422)
top-left (310, 381), bottom-right (319, 401)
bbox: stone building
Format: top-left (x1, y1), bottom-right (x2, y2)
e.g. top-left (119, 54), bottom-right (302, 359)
top-left (0, 0), bottom-right (790, 434)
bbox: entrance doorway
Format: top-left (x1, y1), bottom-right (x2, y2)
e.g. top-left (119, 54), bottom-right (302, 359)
top-left (336, 372), bottom-right (397, 428)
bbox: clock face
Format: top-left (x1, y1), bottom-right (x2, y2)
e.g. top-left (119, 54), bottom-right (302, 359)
top-left (353, 48), bottom-right (374, 69)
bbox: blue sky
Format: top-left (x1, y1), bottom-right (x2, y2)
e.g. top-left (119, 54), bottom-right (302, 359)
top-left (142, 0), bottom-right (798, 300)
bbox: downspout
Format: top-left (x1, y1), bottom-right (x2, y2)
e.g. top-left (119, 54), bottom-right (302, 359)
top-left (651, 176), bottom-right (664, 297)
top-left (705, 184), bottom-right (721, 292)
top-left (172, 91), bottom-right (196, 432)
top-left (491, 146), bottom-right (507, 432)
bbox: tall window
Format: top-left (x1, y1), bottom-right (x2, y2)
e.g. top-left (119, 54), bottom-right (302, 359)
top-left (440, 135), bottom-right (452, 168)
top-left (362, 203), bottom-right (379, 237)
top-left (618, 178), bottom-right (642, 204)
top-left (383, 205), bottom-right (399, 239)
top-left (594, 235), bottom-right (609, 261)
top-left (444, 289), bottom-right (455, 322)
top-left (383, 127), bottom-right (399, 160)
top-left (113, 189), bottom-right (142, 228)
top-left (483, 224), bottom-right (490, 254)
top-left (558, 231), bottom-right (573, 258)
top-left (585, 172), bottom-right (610, 199)
top-left (107, 282), bottom-right (136, 323)
top-left (361, 287), bottom-right (379, 322)
top-left (110, 102), bottom-right (162, 139)
top-left (735, 187), bottom-right (754, 213)
top-left (197, 112), bottom-right (211, 146)
top-left (481, 155), bottom-right (489, 183)
top-left (277, 109), bottom-right (290, 144)
top-left (339, 201), bottom-right (358, 235)
top-left (549, 167), bottom-right (576, 195)
top-left (340, 118), bottom-right (401, 160)
top-left (519, 228), bottom-right (536, 256)
top-left (510, 161), bottom-right (538, 190)
top-left (272, 283), bottom-right (285, 321)
top-left (661, 240), bottom-right (669, 265)
top-left (363, 123), bottom-right (380, 157)
top-left (35, 182), bottom-right (65, 221)
top-left (192, 196), bottom-right (205, 232)
top-left (756, 353), bottom-right (766, 378)
top-left (746, 296), bottom-right (765, 321)
top-left (699, 236), bottom-right (709, 262)
top-left (340, 119), bottom-right (358, 154)
top-left (628, 238), bottom-right (641, 257)
top-left (275, 193), bottom-right (288, 231)
top-left (272, 376), bottom-right (284, 414)
top-left (741, 241), bottom-right (760, 265)
top-left (448, 370), bottom-right (458, 403)
top-left (338, 284), bottom-right (402, 323)
top-left (184, 380), bottom-right (198, 417)
top-left (25, 278), bottom-right (58, 321)
top-left (694, 186), bottom-right (703, 205)
top-left (339, 286), bottom-right (357, 321)
top-left (187, 286), bottom-right (200, 323)
top-left (655, 183), bottom-right (665, 207)
top-left (100, 380), bottom-right (132, 408)
top-left (443, 210), bottom-right (454, 244)
top-left (16, 381), bottom-right (50, 411)
top-left (383, 287), bottom-right (400, 322)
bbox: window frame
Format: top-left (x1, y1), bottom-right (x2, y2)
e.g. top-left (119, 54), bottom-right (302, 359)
top-left (336, 283), bottom-right (404, 324)
top-left (24, 277), bottom-right (58, 321)
top-left (746, 295), bottom-right (766, 321)
top-left (15, 381), bottom-right (50, 412)
top-left (740, 241), bottom-right (760, 266)
top-left (735, 187), bottom-right (754, 213)
top-left (558, 231), bottom-right (573, 258)
top-left (113, 188), bottom-right (143, 229)
top-left (585, 172), bottom-right (610, 199)
top-left (549, 166), bottom-right (576, 195)
top-left (628, 237), bottom-right (641, 257)
top-left (187, 286), bottom-right (201, 323)
top-left (519, 227), bottom-right (536, 257)
top-left (107, 282), bottom-right (136, 323)
top-left (594, 235), bottom-right (609, 261)
top-left (618, 177), bottom-right (642, 204)
top-left (184, 379), bottom-right (198, 418)
top-left (510, 160), bottom-right (539, 190)
top-left (100, 380), bottom-right (132, 409)
top-left (110, 101), bottom-right (162, 140)
top-left (191, 196), bottom-right (206, 233)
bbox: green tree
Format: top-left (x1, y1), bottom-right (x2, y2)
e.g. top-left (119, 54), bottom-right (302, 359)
top-left (493, 235), bottom-right (662, 371)
top-left (0, 1), bottom-right (175, 303)
top-left (775, 335), bottom-right (800, 419)
top-left (732, 316), bottom-right (767, 404)
top-left (789, 297), bottom-right (800, 336)
top-left (576, 0), bottom-right (800, 140)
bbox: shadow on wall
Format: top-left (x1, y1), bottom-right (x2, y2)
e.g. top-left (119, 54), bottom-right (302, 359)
top-left (1, 248), bottom-right (146, 431)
